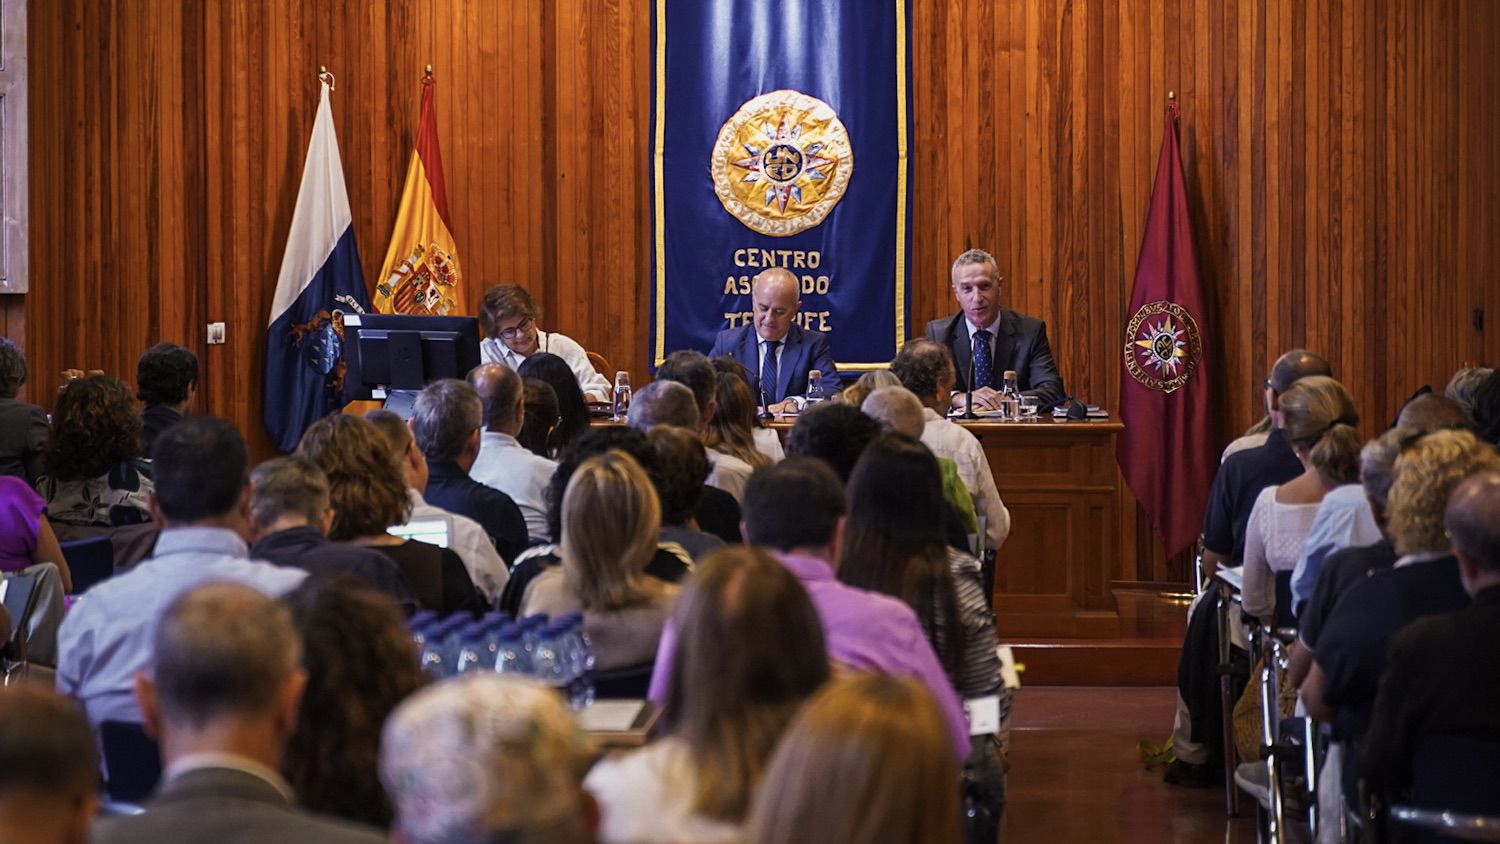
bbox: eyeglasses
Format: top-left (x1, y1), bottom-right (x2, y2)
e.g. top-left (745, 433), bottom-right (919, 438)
top-left (498, 317), bottom-right (534, 340)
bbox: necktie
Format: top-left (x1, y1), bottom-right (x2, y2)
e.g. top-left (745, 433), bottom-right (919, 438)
top-left (760, 340), bottom-right (781, 405)
top-left (972, 329), bottom-right (995, 390)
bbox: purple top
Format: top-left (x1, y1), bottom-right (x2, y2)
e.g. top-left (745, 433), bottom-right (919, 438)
top-left (0, 475), bottom-right (43, 572)
top-left (647, 550), bottom-right (972, 760)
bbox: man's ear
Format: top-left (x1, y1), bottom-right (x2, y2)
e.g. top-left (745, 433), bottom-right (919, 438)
top-left (320, 508), bottom-right (337, 536)
top-left (739, 520), bottom-right (750, 544)
top-left (274, 669), bottom-right (309, 739)
top-left (134, 673), bottom-right (163, 741)
top-left (827, 516), bottom-right (847, 568)
top-left (147, 494), bottom-right (165, 525)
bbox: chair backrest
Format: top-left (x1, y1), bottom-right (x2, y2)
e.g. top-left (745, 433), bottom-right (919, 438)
top-left (60, 536), bottom-right (115, 595)
top-left (1409, 733), bottom-right (1500, 816)
top-left (100, 721), bottom-right (163, 804)
top-left (1, 572), bottom-right (39, 643)
top-left (587, 351), bottom-right (615, 381)
top-left (1274, 570), bottom-right (1296, 630)
top-left (592, 661), bottom-right (654, 700)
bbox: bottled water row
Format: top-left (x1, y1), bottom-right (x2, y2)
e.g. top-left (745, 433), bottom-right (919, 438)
top-left (410, 610), bottom-right (597, 710)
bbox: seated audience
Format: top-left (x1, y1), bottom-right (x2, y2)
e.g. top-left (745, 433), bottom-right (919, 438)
top-left (297, 414), bottom-right (482, 616)
top-left (496, 426), bottom-right (690, 617)
top-left (862, 385), bottom-right (979, 546)
top-left (94, 582), bottom-right (383, 843)
top-left (37, 375), bottom-right (154, 528)
top-left (745, 674), bottom-right (963, 844)
top-left (0, 336), bottom-right (48, 484)
top-left (56, 417), bottom-right (306, 728)
top-left (0, 685), bottom-right (100, 844)
top-left (1362, 470), bottom-right (1500, 816)
top-left (136, 342), bottom-right (198, 451)
top-left (1302, 429), bottom-right (1500, 800)
top-left (282, 576), bottom-right (427, 829)
top-left (247, 456), bottom-right (417, 615)
top-left (1472, 368), bottom-right (1500, 447)
top-left (468, 363), bottom-right (557, 542)
top-left (381, 675), bottom-right (596, 844)
top-left (837, 433), bottom-right (1005, 827)
top-left (409, 379), bottom-right (528, 569)
top-left (655, 350), bottom-right (755, 501)
top-left (783, 401), bottom-right (882, 484)
top-left (649, 458), bottom-right (971, 761)
top-left (1444, 365), bottom-right (1493, 424)
top-left (1240, 376), bottom-right (1361, 623)
top-left (645, 425), bottom-right (725, 562)
top-left (703, 369), bottom-right (772, 470)
top-left (0, 475), bottom-right (68, 586)
top-left (518, 352), bottom-right (592, 456)
top-left (521, 451), bottom-right (679, 670)
top-left (365, 408), bottom-right (510, 603)
top-left (478, 283), bottom-right (611, 402)
top-left (626, 379), bottom-right (741, 541)
top-left (517, 377), bottom-right (561, 458)
top-left (587, 547), bottom-right (830, 842)
top-left (709, 356), bottom-right (783, 463)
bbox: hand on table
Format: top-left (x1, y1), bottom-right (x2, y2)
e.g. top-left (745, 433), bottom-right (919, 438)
top-left (950, 387), bottom-right (1002, 412)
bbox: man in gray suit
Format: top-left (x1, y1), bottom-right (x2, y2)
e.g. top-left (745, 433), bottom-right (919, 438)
top-left (924, 248), bottom-right (1066, 411)
top-left (92, 582), bottom-right (382, 844)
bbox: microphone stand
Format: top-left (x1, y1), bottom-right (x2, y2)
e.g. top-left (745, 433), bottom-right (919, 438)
top-left (759, 384), bottom-right (775, 421)
top-left (960, 338), bottom-right (979, 420)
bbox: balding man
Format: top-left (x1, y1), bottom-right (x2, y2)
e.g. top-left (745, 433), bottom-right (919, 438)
top-left (708, 268), bottom-right (839, 411)
top-left (468, 363), bottom-right (557, 542)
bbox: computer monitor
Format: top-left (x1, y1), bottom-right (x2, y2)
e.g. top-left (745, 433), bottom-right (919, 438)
top-left (343, 314), bottom-right (483, 411)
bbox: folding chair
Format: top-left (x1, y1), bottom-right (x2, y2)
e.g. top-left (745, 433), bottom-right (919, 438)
top-left (1, 571), bottom-right (40, 684)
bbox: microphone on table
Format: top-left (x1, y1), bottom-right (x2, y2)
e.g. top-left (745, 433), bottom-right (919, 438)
top-left (960, 337), bottom-right (979, 420)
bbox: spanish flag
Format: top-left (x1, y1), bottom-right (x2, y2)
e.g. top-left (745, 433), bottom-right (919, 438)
top-left (374, 72), bottom-right (462, 316)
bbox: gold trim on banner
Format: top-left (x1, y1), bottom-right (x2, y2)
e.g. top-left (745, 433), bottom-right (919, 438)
top-left (894, 0), bottom-right (908, 348)
top-left (653, 0), bottom-right (668, 366)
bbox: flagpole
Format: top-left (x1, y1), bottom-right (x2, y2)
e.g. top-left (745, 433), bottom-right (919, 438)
top-left (318, 66), bottom-right (335, 91)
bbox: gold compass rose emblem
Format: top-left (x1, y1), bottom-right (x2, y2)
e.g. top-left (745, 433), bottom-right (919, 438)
top-left (1124, 300), bottom-right (1203, 393)
top-left (711, 90), bottom-right (853, 237)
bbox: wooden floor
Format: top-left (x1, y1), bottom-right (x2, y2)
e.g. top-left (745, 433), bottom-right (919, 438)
top-left (1007, 588), bottom-right (1196, 686)
top-left (1003, 685), bottom-right (1257, 843)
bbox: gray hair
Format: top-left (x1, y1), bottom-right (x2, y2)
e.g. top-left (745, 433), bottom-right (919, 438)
top-left (411, 378), bottom-right (483, 462)
top-left (250, 456), bottom-right (331, 528)
top-left (0, 337), bottom-right (26, 399)
top-left (1446, 470), bottom-right (1500, 572)
top-left (890, 339), bottom-right (956, 402)
top-left (950, 248), bottom-right (999, 281)
top-left (1446, 367), bottom-right (1494, 421)
top-left (627, 380), bottom-right (700, 431)
top-left (152, 582), bottom-right (302, 729)
top-left (862, 386), bottom-right (927, 438)
top-left (1359, 428), bottom-right (1407, 509)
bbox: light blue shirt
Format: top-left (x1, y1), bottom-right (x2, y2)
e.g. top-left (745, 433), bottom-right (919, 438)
top-left (56, 526), bottom-right (308, 728)
top-left (1289, 484), bottom-right (1382, 616)
top-left (470, 431), bottom-right (557, 543)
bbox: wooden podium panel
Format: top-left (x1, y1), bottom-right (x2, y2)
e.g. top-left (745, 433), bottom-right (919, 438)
top-left (963, 419), bottom-right (1126, 638)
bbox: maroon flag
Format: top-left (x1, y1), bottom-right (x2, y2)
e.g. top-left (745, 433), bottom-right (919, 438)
top-left (1117, 101), bottom-right (1215, 557)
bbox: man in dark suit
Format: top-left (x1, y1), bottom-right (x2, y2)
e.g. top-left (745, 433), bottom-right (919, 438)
top-left (94, 581), bottom-right (383, 844)
top-left (708, 268), bottom-right (839, 411)
top-left (924, 248), bottom-right (1066, 411)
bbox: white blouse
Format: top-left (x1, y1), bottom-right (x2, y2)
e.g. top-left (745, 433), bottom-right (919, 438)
top-left (480, 331), bottom-right (612, 402)
top-left (1241, 485), bottom-right (1322, 622)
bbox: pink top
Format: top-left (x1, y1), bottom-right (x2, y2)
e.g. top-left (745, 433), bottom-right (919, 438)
top-left (0, 475), bottom-right (43, 572)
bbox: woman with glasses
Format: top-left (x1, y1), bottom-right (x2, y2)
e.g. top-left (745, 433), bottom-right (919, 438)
top-left (477, 284), bottom-right (612, 403)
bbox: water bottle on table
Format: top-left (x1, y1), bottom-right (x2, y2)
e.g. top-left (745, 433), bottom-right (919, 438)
top-left (1000, 370), bottom-right (1020, 421)
top-left (805, 370), bottom-right (825, 404)
top-left (612, 371), bottom-right (632, 422)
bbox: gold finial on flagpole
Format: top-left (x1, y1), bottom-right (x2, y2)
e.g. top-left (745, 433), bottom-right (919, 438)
top-left (1168, 90), bottom-right (1176, 101)
top-left (318, 66), bottom-right (335, 91)
top-left (424, 65), bottom-right (434, 84)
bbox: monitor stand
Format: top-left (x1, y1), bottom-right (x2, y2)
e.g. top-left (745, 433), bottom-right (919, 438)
top-left (383, 389), bottom-right (419, 420)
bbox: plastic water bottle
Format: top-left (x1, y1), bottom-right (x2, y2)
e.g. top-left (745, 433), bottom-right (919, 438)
top-left (419, 617), bottom-right (459, 678)
top-left (1000, 370), bottom-right (1020, 421)
top-left (531, 624), bottom-right (566, 693)
top-left (455, 622), bottom-right (491, 674)
top-left (494, 624), bottom-right (530, 676)
top-left (559, 615), bottom-right (595, 710)
top-left (612, 371), bottom-right (632, 422)
top-left (520, 615), bottom-right (548, 665)
top-left (806, 370), bottom-right (825, 404)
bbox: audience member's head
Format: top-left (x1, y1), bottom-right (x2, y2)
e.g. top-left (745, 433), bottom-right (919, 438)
top-left (627, 380), bottom-right (700, 431)
top-left (382, 675), bottom-right (596, 844)
top-left (1276, 376), bottom-right (1361, 485)
top-left (890, 339), bottom-right (956, 407)
top-left (1444, 366), bottom-right (1493, 422)
top-left (411, 378), bottom-right (483, 465)
top-left (544, 426), bottom-right (659, 543)
top-left (136, 342), bottom-right (199, 407)
top-left (704, 372), bottom-right (771, 468)
top-left (136, 583), bottom-right (305, 763)
top-left (745, 674), bottom-right (962, 844)
top-left (841, 369), bottom-right (901, 408)
top-left (709, 355), bottom-right (752, 384)
top-left (1470, 368), bottom-right (1500, 446)
top-left (517, 352), bottom-right (591, 453)
top-left (742, 457), bottom-right (846, 555)
top-left (467, 362), bottom-right (525, 435)
top-left (1395, 393), bottom-right (1472, 432)
top-left (518, 377), bottom-right (561, 457)
top-left (43, 374), bottom-right (144, 481)
top-left (1359, 428), bottom-right (1409, 524)
top-left (1268, 349), bottom-right (1333, 396)
top-left (561, 450), bottom-right (661, 611)
top-left (364, 407), bottom-right (428, 489)
top-left (0, 337), bottom-right (26, 399)
top-left (0, 686), bottom-right (100, 844)
top-left (150, 416), bottom-right (251, 530)
top-left (249, 456), bottom-right (332, 538)
top-left (656, 350), bottom-right (717, 421)
top-left (281, 576), bottom-right (426, 828)
top-left (860, 385), bottom-right (926, 438)
top-left (1445, 470), bottom-right (1500, 595)
top-left (646, 425), bottom-right (711, 528)
top-left (1386, 429), bottom-right (1500, 557)
top-left (663, 547), bottom-right (830, 821)
top-left (784, 402), bottom-right (881, 483)
top-left (297, 414), bottom-right (411, 541)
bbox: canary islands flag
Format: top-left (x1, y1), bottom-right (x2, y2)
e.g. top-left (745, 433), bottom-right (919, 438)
top-left (263, 78), bottom-right (371, 454)
top-left (374, 75), bottom-right (463, 316)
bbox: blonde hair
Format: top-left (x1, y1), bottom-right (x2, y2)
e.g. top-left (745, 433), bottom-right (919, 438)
top-left (841, 369), bottom-right (900, 408)
top-left (560, 450), bottom-right (662, 610)
top-left (1387, 429), bottom-right (1500, 556)
top-left (745, 675), bottom-right (961, 844)
top-left (1278, 375), bottom-right (1361, 484)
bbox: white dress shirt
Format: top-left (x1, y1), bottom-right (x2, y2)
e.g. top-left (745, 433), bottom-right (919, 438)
top-left (470, 430), bottom-right (557, 543)
top-left (920, 408), bottom-right (1011, 552)
top-left (480, 332), bottom-right (612, 402)
top-left (403, 489), bottom-right (510, 603)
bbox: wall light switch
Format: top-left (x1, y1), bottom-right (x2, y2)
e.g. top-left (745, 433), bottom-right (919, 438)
top-left (208, 322), bottom-right (226, 345)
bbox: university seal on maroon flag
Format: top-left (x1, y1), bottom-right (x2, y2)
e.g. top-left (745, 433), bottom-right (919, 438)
top-left (1123, 300), bottom-right (1203, 394)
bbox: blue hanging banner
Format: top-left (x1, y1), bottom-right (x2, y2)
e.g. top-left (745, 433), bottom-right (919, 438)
top-left (650, 0), bottom-right (913, 373)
